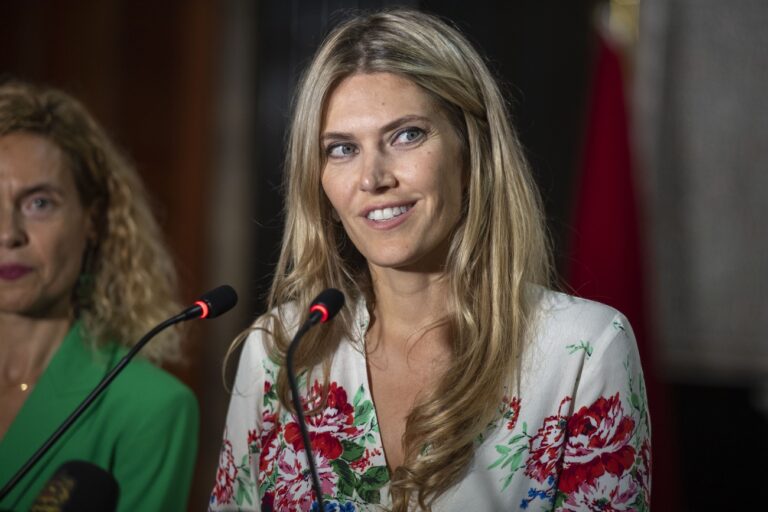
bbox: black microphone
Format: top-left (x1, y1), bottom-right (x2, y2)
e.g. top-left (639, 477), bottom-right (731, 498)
top-left (0, 285), bottom-right (238, 501)
top-left (286, 288), bottom-right (345, 512)
top-left (29, 461), bottom-right (119, 512)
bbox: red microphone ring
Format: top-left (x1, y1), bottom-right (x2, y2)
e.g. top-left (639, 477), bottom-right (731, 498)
top-left (309, 304), bottom-right (329, 323)
top-left (195, 300), bottom-right (210, 319)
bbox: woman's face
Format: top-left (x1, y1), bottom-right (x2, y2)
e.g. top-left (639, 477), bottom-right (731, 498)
top-left (0, 132), bottom-right (92, 318)
top-left (320, 72), bottom-right (465, 274)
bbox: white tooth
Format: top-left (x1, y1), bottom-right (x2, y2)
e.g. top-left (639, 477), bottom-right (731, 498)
top-left (373, 209), bottom-right (383, 220)
top-left (399, 206), bottom-right (408, 214)
top-left (383, 208), bottom-right (394, 219)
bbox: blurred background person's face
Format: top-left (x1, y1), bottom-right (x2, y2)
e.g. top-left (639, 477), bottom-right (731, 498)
top-left (0, 133), bottom-right (91, 318)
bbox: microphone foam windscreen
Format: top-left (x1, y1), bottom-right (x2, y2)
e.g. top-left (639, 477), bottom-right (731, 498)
top-left (310, 288), bottom-right (345, 322)
top-left (29, 460), bottom-right (119, 512)
top-left (198, 284), bottom-right (238, 318)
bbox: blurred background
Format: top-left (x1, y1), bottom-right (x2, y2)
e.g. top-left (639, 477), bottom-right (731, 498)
top-left (2, 0), bottom-right (766, 510)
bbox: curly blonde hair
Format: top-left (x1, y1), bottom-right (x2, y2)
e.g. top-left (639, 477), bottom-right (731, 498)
top-left (257, 8), bottom-right (552, 510)
top-left (0, 78), bottom-right (182, 363)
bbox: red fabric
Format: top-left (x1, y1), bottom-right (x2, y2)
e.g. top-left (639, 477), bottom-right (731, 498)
top-left (566, 34), bottom-right (682, 510)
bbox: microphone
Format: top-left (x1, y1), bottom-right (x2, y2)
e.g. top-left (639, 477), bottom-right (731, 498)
top-left (286, 288), bottom-right (345, 512)
top-left (29, 461), bottom-right (119, 512)
top-left (0, 285), bottom-right (238, 501)
top-left (179, 284), bottom-right (239, 320)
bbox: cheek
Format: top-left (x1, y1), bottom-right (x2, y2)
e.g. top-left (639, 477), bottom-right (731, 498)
top-left (321, 173), bottom-right (347, 213)
top-left (44, 221), bottom-right (90, 281)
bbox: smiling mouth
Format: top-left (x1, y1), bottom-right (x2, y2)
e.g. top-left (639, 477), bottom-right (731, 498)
top-left (366, 204), bottom-right (414, 221)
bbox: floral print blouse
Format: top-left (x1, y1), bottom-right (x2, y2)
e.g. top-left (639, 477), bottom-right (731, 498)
top-left (209, 290), bottom-right (650, 511)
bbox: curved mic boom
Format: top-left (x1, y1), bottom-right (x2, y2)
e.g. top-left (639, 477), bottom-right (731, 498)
top-left (0, 285), bottom-right (239, 501)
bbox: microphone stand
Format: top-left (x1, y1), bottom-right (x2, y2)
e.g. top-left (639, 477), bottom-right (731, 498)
top-left (286, 311), bottom-right (327, 512)
top-left (285, 288), bottom-right (344, 512)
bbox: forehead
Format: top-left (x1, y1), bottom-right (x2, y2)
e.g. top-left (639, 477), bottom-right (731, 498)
top-left (322, 72), bottom-right (439, 129)
top-left (0, 132), bottom-right (70, 185)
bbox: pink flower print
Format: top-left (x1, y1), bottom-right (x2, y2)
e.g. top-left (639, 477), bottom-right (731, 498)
top-left (558, 393), bottom-right (636, 493)
top-left (272, 446), bottom-right (336, 511)
top-left (525, 397), bottom-right (571, 483)
top-left (562, 472), bottom-right (639, 511)
top-left (212, 438), bottom-right (237, 504)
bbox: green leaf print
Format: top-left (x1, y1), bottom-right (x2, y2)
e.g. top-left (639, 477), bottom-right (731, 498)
top-left (502, 447), bottom-right (525, 472)
top-left (235, 476), bottom-right (253, 506)
top-left (566, 340), bottom-right (594, 357)
top-left (359, 488), bottom-right (382, 504)
top-left (353, 385), bottom-right (366, 407)
top-left (337, 473), bottom-right (356, 498)
top-left (331, 458), bottom-right (357, 488)
top-left (341, 439), bottom-right (365, 462)
top-left (497, 444), bottom-right (513, 455)
top-left (489, 420), bottom-right (530, 488)
top-left (359, 466), bottom-right (389, 491)
top-left (354, 401), bottom-right (374, 426)
top-left (553, 491), bottom-right (567, 509)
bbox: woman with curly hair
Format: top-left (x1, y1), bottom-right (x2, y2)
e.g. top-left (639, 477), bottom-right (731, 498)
top-left (211, 8), bottom-right (650, 511)
top-left (0, 79), bottom-right (198, 511)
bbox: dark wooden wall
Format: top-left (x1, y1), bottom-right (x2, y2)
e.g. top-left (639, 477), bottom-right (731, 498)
top-left (0, 1), bottom-right (217, 508)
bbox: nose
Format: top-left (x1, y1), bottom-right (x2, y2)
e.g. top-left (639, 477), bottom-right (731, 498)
top-left (0, 207), bottom-right (27, 248)
top-left (359, 150), bottom-right (397, 193)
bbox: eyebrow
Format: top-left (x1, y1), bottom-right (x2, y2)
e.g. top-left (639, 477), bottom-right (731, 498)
top-left (17, 183), bottom-right (64, 198)
top-left (320, 114), bottom-right (432, 143)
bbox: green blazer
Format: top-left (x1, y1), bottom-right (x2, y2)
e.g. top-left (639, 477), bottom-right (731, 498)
top-left (0, 323), bottom-right (199, 511)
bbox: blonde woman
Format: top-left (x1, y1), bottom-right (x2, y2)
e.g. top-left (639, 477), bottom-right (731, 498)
top-left (211, 8), bottom-right (649, 512)
top-left (0, 79), bottom-right (198, 511)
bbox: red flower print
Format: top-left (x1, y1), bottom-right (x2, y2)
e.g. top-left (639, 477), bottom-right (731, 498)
top-left (283, 380), bottom-right (363, 463)
top-left (306, 381), bottom-right (359, 437)
top-left (259, 411), bottom-right (280, 476)
top-left (525, 397), bottom-right (571, 483)
top-left (505, 396), bottom-right (521, 431)
top-left (284, 423), bottom-right (344, 461)
top-left (636, 439), bottom-right (652, 501)
top-left (558, 393), bottom-right (636, 494)
top-left (273, 447), bottom-right (336, 511)
top-left (212, 438), bottom-right (237, 504)
top-left (562, 472), bottom-right (639, 511)
top-left (350, 447), bottom-right (382, 471)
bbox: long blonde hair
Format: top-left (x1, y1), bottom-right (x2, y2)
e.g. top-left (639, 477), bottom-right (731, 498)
top-left (0, 79), bottom-right (182, 363)
top-left (264, 8), bottom-right (551, 510)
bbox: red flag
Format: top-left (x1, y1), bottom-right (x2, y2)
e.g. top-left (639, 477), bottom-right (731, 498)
top-left (566, 33), bottom-right (682, 510)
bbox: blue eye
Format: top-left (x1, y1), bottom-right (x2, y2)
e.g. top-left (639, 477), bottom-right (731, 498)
top-left (22, 195), bottom-right (56, 216)
top-left (394, 127), bottom-right (425, 144)
top-left (327, 143), bottom-right (358, 158)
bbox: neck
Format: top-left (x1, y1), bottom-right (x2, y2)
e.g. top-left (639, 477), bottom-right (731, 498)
top-left (0, 313), bottom-right (73, 388)
top-left (368, 266), bottom-right (452, 350)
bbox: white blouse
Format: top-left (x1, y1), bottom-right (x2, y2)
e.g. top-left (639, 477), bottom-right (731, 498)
top-left (209, 289), bottom-right (650, 511)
